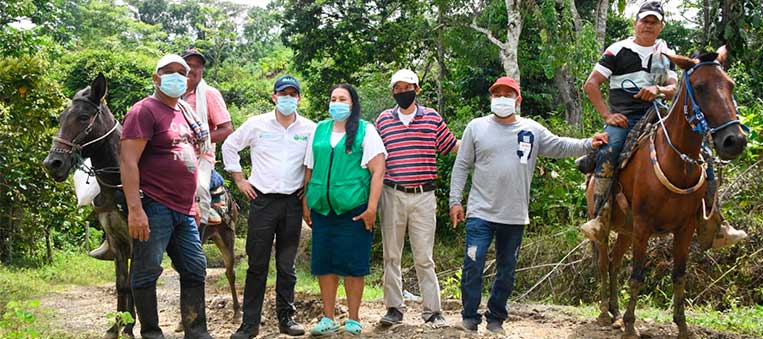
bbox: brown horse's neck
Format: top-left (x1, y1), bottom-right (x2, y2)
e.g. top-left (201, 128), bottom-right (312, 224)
top-left (655, 78), bottom-right (705, 187)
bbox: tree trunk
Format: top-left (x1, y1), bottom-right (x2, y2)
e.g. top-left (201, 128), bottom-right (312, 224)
top-left (501, 0), bottom-right (523, 84)
top-left (554, 65), bottom-right (582, 125)
top-left (436, 5), bottom-right (446, 115)
top-left (594, 0), bottom-right (610, 50)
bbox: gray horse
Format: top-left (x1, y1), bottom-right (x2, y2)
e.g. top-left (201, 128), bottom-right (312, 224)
top-left (43, 74), bottom-right (240, 339)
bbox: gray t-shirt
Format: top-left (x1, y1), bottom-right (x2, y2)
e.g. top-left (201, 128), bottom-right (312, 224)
top-left (448, 116), bottom-right (593, 225)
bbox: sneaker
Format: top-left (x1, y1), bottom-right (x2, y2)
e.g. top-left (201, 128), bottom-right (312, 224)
top-left (310, 317), bottom-right (339, 336)
top-left (712, 224), bottom-right (748, 249)
top-left (343, 319), bottom-right (363, 336)
top-left (455, 318), bottom-right (479, 332)
top-left (425, 313), bottom-right (448, 328)
top-left (230, 322), bottom-right (258, 339)
top-left (486, 321), bottom-right (505, 335)
top-left (379, 307), bottom-right (403, 326)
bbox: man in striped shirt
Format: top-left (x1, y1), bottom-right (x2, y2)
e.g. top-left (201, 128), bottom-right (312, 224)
top-left (375, 69), bottom-right (460, 327)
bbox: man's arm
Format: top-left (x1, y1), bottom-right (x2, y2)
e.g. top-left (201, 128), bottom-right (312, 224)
top-left (584, 70), bottom-right (627, 128)
top-left (120, 138), bottom-right (149, 241)
top-left (210, 121), bottom-right (233, 143)
top-left (448, 123), bottom-right (475, 227)
top-left (222, 120), bottom-right (256, 200)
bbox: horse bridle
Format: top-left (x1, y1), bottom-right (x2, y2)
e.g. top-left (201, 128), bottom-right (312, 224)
top-left (50, 98), bottom-right (122, 188)
top-left (51, 98), bottom-right (119, 155)
top-left (683, 61), bottom-right (747, 136)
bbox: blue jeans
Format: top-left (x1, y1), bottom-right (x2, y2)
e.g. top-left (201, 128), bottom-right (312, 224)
top-left (460, 218), bottom-right (525, 324)
top-left (594, 115), bottom-right (642, 178)
top-left (131, 198), bottom-right (207, 289)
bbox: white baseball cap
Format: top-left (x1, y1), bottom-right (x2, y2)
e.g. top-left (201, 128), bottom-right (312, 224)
top-left (155, 54), bottom-right (190, 74)
top-left (390, 69), bottom-right (419, 88)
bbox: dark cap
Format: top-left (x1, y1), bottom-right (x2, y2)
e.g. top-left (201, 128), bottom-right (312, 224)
top-left (637, 1), bottom-right (664, 21)
top-left (274, 75), bottom-right (301, 94)
top-left (181, 49), bottom-right (206, 64)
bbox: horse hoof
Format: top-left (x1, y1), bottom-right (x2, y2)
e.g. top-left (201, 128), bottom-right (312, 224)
top-left (677, 332), bottom-right (697, 339)
top-left (620, 333), bottom-right (640, 339)
top-left (103, 325), bottom-right (119, 339)
top-left (174, 321), bottom-right (184, 332)
top-left (597, 313), bottom-right (614, 326)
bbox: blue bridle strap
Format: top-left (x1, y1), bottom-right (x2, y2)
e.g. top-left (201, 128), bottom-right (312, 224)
top-left (683, 61), bottom-right (747, 135)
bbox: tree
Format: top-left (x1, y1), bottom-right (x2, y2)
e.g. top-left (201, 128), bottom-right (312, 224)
top-left (469, 0), bottom-right (524, 84)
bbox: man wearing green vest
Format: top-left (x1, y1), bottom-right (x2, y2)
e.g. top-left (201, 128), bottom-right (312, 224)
top-left (302, 84), bottom-right (387, 336)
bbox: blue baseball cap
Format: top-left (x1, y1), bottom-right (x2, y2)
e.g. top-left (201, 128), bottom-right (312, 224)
top-left (274, 75), bottom-right (301, 94)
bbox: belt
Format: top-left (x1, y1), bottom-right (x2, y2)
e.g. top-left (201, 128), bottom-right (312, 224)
top-left (384, 180), bottom-right (436, 193)
top-left (253, 186), bottom-right (302, 198)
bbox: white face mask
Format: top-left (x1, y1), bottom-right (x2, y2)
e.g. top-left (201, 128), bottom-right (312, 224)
top-left (491, 97), bottom-right (517, 117)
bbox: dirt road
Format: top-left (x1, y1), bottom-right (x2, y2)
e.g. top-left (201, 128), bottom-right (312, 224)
top-left (39, 268), bottom-right (751, 339)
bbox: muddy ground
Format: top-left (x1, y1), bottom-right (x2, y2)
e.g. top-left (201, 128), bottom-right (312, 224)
top-left (39, 268), bottom-right (752, 339)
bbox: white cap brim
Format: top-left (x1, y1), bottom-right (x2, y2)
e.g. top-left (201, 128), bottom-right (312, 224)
top-left (390, 69), bottom-right (419, 88)
top-left (637, 11), bottom-right (663, 21)
top-left (155, 54), bottom-right (191, 74)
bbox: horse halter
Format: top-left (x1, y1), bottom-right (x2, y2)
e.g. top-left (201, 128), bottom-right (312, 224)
top-left (683, 61), bottom-right (747, 136)
top-left (51, 98), bottom-right (119, 156)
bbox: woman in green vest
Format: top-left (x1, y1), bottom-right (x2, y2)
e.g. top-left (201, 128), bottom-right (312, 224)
top-left (302, 83), bottom-right (387, 336)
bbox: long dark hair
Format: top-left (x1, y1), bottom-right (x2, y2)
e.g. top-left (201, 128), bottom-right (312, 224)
top-left (330, 83), bottom-right (362, 153)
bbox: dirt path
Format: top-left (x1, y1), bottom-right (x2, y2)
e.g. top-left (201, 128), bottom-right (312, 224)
top-left (39, 268), bottom-right (752, 339)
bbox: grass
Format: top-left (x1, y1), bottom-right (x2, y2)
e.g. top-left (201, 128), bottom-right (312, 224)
top-left (0, 251), bottom-right (114, 312)
top-left (570, 301), bottom-right (763, 336)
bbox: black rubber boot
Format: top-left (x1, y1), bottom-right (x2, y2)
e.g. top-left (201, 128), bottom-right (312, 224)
top-left (133, 286), bottom-right (165, 339)
top-left (180, 285), bottom-right (213, 339)
top-left (278, 309), bottom-right (305, 336)
top-left (575, 151), bottom-right (597, 174)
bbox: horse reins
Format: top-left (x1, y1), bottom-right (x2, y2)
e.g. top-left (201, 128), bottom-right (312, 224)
top-left (50, 98), bottom-right (122, 188)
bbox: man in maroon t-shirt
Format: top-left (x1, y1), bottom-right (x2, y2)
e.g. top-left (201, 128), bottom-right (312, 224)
top-left (120, 54), bottom-right (213, 339)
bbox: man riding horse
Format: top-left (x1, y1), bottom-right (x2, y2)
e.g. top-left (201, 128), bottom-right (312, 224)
top-left (577, 0), bottom-right (746, 249)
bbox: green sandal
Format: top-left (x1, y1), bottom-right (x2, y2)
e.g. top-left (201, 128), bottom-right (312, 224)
top-left (310, 317), bottom-right (339, 336)
top-left (343, 319), bottom-right (363, 336)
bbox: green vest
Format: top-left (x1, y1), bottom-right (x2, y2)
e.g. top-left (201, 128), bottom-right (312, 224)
top-left (307, 119), bottom-right (371, 216)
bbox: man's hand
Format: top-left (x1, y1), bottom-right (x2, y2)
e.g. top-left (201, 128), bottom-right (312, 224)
top-left (235, 178), bottom-right (257, 200)
top-left (128, 207), bottom-right (150, 241)
top-left (302, 200), bottom-right (312, 227)
top-left (591, 132), bottom-right (609, 149)
top-left (633, 85), bottom-right (659, 102)
top-left (450, 205), bottom-right (465, 229)
top-left (353, 208), bottom-right (376, 231)
top-left (604, 113), bottom-right (628, 128)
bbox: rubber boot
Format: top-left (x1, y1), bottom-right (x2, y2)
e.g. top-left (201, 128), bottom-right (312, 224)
top-left (133, 286), bottom-right (165, 339)
top-left (89, 238), bottom-right (115, 261)
top-left (697, 180), bottom-right (748, 250)
top-left (180, 285), bottom-right (213, 339)
top-left (575, 151), bottom-right (597, 174)
top-left (580, 176), bottom-right (613, 244)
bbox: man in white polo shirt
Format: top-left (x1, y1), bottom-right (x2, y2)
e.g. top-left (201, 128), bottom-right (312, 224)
top-left (223, 75), bottom-right (315, 339)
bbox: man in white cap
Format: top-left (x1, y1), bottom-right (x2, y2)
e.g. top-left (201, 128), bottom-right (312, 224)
top-left (120, 54), bottom-right (213, 339)
top-left (374, 69), bottom-right (460, 327)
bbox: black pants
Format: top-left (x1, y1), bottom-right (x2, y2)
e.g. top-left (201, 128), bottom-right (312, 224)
top-left (241, 187), bottom-right (303, 326)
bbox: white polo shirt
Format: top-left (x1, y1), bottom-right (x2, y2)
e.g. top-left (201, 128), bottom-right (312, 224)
top-left (222, 111), bottom-right (316, 195)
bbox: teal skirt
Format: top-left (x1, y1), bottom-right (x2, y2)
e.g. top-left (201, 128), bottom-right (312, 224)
top-left (310, 204), bottom-right (373, 277)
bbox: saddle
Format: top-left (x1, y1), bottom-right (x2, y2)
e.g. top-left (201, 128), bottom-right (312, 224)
top-left (617, 105), bottom-right (662, 169)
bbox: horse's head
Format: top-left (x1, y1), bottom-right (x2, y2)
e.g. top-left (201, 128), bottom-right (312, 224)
top-left (667, 48), bottom-right (747, 160)
top-left (43, 73), bottom-right (110, 182)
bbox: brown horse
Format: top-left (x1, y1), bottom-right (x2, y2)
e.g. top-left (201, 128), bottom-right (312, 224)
top-left (587, 50), bottom-right (747, 339)
top-left (43, 74), bottom-right (241, 339)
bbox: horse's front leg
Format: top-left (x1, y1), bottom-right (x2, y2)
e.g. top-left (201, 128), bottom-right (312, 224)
top-left (100, 212), bottom-right (135, 339)
top-left (672, 227), bottom-right (696, 339)
top-left (596, 238), bottom-right (614, 326)
top-left (622, 228), bottom-right (649, 339)
top-left (609, 233), bottom-right (631, 320)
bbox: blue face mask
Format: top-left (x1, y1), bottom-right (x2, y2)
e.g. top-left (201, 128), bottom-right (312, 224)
top-left (158, 73), bottom-right (187, 98)
top-left (276, 95), bottom-right (298, 116)
top-left (329, 102), bottom-right (351, 121)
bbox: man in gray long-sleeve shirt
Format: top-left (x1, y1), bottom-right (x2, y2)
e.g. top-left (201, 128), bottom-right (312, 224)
top-left (449, 76), bottom-right (607, 334)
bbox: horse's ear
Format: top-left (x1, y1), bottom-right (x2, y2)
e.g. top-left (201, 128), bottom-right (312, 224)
top-left (666, 53), bottom-right (697, 70)
top-left (89, 73), bottom-right (108, 104)
top-left (715, 45), bottom-right (728, 65)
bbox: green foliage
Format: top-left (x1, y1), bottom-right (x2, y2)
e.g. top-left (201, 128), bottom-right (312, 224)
top-left (0, 300), bottom-right (40, 339)
top-left (104, 311), bottom-right (134, 339)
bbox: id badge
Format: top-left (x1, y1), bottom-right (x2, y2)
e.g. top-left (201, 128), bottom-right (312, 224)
top-left (519, 141), bottom-right (532, 164)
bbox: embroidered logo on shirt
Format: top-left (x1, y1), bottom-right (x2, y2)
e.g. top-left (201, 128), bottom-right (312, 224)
top-left (293, 134), bottom-right (308, 142)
